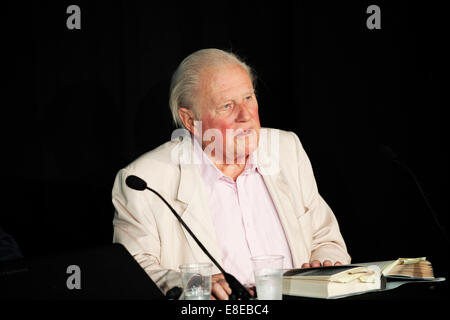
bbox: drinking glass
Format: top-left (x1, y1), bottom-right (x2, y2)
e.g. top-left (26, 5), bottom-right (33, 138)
top-left (251, 255), bottom-right (284, 300)
top-left (179, 262), bottom-right (212, 300)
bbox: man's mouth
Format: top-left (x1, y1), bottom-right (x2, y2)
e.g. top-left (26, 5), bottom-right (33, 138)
top-left (235, 129), bottom-right (254, 137)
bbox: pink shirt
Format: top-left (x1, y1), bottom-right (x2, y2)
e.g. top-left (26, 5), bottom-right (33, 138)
top-left (195, 146), bottom-right (293, 285)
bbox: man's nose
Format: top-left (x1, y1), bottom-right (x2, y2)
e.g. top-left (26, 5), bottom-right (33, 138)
top-left (235, 103), bottom-right (251, 122)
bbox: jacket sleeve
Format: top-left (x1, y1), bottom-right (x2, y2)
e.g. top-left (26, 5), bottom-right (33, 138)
top-left (291, 132), bottom-right (351, 265)
top-left (111, 168), bottom-right (182, 294)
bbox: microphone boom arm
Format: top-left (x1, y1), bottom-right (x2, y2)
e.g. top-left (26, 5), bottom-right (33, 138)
top-left (125, 175), bottom-right (251, 300)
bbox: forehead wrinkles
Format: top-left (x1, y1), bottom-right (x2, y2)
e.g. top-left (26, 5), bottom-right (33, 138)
top-left (199, 65), bottom-right (252, 105)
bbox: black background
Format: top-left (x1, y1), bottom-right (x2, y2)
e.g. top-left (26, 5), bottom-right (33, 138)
top-left (1, 0), bottom-right (448, 282)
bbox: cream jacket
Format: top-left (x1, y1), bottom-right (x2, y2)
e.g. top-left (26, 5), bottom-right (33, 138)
top-left (112, 128), bottom-right (351, 286)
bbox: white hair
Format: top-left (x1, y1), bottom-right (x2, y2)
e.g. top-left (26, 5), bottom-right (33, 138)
top-left (169, 48), bottom-right (256, 128)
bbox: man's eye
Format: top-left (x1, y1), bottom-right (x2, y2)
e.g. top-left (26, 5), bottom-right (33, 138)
top-left (223, 103), bottom-right (232, 109)
top-left (245, 95), bottom-right (252, 101)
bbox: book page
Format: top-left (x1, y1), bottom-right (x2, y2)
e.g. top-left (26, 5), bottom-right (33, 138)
top-left (351, 258), bottom-right (435, 279)
top-left (351, 260), bottom-right (396, 274)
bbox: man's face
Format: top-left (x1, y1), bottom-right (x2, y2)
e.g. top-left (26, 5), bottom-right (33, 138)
top-left (194, 64), bottom-right (261, 163)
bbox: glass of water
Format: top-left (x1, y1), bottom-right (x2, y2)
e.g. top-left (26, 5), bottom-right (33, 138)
top-left (251, 255), bottom-right (284, 300)
top-left (179, 262), bottom-right (212, 300)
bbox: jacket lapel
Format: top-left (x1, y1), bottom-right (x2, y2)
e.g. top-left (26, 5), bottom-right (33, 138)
top-left (175, 140), bottom-right (223, 273)
top-left (257, 128), bottom-right (310, 268)
top-left (262, 173), bottom-right (310, 268)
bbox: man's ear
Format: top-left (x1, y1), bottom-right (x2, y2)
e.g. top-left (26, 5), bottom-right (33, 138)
top-left (178, 107), bottom-right (196, 134)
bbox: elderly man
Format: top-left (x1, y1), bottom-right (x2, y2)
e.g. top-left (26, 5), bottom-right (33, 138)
top-left (112, 48), bottom-right (350, 300)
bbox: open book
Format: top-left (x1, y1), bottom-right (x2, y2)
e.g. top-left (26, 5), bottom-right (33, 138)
top-left (283, 257), bottom-right (443, 299)
top-left (283, 265), bottom-right (382, 299)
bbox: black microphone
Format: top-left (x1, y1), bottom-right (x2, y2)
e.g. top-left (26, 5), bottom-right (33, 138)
top-left (125, 174), bottom-right (251, 300)
top-left (379, 145), bottom-right (449, 244)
